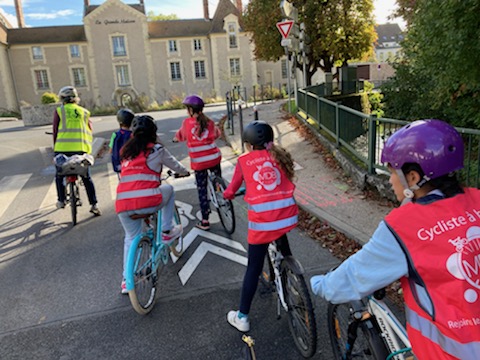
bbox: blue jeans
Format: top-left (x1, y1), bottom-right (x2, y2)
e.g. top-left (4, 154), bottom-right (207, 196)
top-left (117, 183), bottom-right (175, 280)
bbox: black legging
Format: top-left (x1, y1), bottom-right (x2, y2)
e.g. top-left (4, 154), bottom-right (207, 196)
top-left (195, 163), bottom-right (221, 220)
top-left (239, 234), bottom-right (292, 315)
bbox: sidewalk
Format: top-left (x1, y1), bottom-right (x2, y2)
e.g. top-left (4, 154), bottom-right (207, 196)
top-left (222, 99), bottom-right (391, 245)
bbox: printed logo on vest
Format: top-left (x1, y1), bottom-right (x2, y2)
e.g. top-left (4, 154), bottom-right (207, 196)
top-left (191, 125), bottom-right (209, 141)
top-left (447, 226), bottom-right (480, 304)
top-left (253, 161), bottom-right (281, 191)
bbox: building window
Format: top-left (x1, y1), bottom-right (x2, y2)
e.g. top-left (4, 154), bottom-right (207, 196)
top-left (229, 58), bottom-right (241, 77)
top-left (34, 70), bottom-right (49, 89)
top-left (194, 60), bottom-right (206, 79)
top-left (70, 45), bottom-right (80, 58)
top-left (170, 62), bottom-right (181, 80)
top-left (193, 39), bottom-right (202, 51)
top-left (281, 59), bottom-right (287, 79)
top-left (228, 23), bottom-right (237, 48)
top-left (72, 68), bottom-right (87, 87)
top-left (112, 36), bottom-right (127, 57)
top-left (116, 65), bottom-right (130, 86)
top-left (169, 40), bottom-right (177, 53)
top-left (32, 46), bottom-right (43, 60)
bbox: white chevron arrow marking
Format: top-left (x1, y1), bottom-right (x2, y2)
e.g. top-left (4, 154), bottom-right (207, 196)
top-left (176, 227), bottom-right (247, 285)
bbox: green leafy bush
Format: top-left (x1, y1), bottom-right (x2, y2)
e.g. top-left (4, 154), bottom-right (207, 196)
top-left (41, 92), bottom-right (59, 104)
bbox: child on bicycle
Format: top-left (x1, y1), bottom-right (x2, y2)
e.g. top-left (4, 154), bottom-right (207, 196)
top-left (109, 108), bottom-right (134, 175)
top-left (173, 95), bottom-right (222, 231)
top-left (223, 120), bottom-right (297, 332)
top-left (116, 115), bottom-right (189, 294)
top-left (310, 120), bottom-right (480, 359)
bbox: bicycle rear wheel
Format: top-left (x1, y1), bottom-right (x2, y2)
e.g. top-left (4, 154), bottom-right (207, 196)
top-left (169, 206), bottom-right (184, 257)
top-left (281, 264), bottom-right (317, 358)
top-left (128, 236), bottom-right (158, 315)
top-left (327, 302), bottom-right (389, 360)
top-left (212, 176), bottom-right (235, 234)
top-left (69, 181), bottom-right (78, 226)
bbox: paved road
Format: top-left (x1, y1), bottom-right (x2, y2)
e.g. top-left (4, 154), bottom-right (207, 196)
top-left (0, 108), bottom-right (340, 359)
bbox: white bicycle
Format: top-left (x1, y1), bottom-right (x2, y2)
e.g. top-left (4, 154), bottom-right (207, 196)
top-left (327, 288), bottom-right (413, 360)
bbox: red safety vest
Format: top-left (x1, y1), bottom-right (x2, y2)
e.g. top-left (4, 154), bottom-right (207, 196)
top-left (115, 144), bottom-right (162, 213)
top-left (385, 188), bottom-right (480, 360)
top-left (238, 150), bottom-right (298, 244)
top-left (177, 117), bottom-right (221, 171)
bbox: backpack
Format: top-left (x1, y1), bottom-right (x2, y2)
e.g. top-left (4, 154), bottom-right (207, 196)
top-left (111, 129), bottom-right (132, 172)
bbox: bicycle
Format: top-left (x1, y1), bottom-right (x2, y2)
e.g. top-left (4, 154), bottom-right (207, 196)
top-left (206, 168), bottom-right (236, 234)
top-left (260, 236), bottom-right (317, 358)
top-left (125, 170), bottom-right (190, 315)
top-left (54, 153), bottom-right (94, 226)
top-left (327, 288), bottom-right (413, 360)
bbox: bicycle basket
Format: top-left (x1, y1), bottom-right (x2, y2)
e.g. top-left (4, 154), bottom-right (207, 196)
top-left (55, 154), bottom-right (94, 176)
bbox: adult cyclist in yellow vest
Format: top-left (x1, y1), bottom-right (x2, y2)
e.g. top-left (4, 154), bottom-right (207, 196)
top-left (52, 86), bottom-right (101, 216)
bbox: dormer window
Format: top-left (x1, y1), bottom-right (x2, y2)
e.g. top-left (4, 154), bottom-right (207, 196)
top-left (228, 23), bottom-right (237, 48)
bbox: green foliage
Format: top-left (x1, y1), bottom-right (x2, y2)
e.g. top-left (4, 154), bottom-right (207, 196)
top-left (381, 1), bottom-right (480, 127)
top-left (41, 92), bottom-right (59, 104)
top-left (147, 11), bottom-right (179, 21)
top-left (91, 105), bottom-right (117, 116)
top-left (243, 0), bottom-right (377, 85)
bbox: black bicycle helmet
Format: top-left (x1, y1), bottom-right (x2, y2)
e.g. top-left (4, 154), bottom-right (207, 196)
top-left (242, 120), bottom-right (274, 147)
top-left (131, 115), bottom-right (157, 136)
top-left (116, 108), bottom-right (134, 127)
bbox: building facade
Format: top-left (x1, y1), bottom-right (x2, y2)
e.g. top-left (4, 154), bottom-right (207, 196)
top-left (0, 0), bottom-right (287, 112)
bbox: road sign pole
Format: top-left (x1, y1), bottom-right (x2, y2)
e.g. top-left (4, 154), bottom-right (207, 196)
top-left (285, 46), bottom-right (291, 113)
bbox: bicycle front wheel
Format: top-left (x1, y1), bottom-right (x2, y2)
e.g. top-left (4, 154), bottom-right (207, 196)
top-left (128, 236), bottom-right (158, 315)
top-left (213, 176), bottom-right (235, 234)
top-left (281, 265), bottom-right (317, 358)
top-left (69, 181), bottom-right (78, 226)
top-left (327, 302), bottom-right (389, 360)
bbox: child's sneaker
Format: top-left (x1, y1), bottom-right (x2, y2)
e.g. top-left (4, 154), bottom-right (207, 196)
top-left (121, 280), bottom-right (128, 295)
top-left (56, 200), bottom-right (66, 209)
top-left (162, 225), bottom-right (182, 244)
top-left (227, 310), bottom-right (250, 332)
top-left (195, 220), bottom-right (210, 231)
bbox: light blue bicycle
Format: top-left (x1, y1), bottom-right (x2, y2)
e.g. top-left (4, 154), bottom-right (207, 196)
top-left (125, 171), bottom-right (189, 315)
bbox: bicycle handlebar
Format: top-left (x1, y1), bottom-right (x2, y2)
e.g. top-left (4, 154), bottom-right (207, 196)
top-left (166, 169), bottom-right (190, 179)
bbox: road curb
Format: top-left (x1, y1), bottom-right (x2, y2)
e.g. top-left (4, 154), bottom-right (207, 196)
top-left (92, 137), bottom-right (106, 158)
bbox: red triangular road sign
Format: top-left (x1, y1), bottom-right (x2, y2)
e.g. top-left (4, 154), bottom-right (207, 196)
top-left (276, 20), bottom-right (294, 39)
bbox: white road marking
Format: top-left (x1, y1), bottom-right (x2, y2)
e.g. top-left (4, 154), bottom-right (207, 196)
top-left (0, 174), bottom-right (32, 218)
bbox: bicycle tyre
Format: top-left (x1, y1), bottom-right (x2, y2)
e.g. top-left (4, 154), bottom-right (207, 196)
top-left (281, 264), bottom-right (317, 358)
top-left (327, 302), bottom-right (389, 360)
top-left (169, 206), bottom-right (184, 257)
top-left (128, 236), bottom-right (157, 315)
top-left (213, 176), bottom-right (236, 234)
top-left (69, 181), bottom-right (78, 226)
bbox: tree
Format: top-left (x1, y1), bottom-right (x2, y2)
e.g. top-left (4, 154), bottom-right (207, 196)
top-left (382, 0), bottom-right (480, 127)
top-left (242, 0), bottom-right (377, 86)
top-left (147, 11), bottom-right (179, 21)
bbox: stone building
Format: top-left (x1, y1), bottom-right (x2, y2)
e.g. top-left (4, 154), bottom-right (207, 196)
top-left (0, 0), bottom-right (287, 112)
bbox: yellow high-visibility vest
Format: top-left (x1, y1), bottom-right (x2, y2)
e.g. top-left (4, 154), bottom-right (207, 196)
top-left (54, 103), bottom-right (92, 154)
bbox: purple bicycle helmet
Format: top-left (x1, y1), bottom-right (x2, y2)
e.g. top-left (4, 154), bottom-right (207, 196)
top-left (381, 119), bottom-right (464, 179)
top-left (182, 95), bottom-right (205, 110)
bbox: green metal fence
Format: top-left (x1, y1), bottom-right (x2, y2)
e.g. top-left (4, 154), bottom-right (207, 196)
top-left (297, 87), bottom-right (480, 188)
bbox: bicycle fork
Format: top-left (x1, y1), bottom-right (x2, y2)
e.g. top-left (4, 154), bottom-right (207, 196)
top-left (268, 244), bottom-right (289, 317)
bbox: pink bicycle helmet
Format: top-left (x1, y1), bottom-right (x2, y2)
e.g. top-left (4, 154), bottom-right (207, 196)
top-left (381, 119), bottom-right (464, 179)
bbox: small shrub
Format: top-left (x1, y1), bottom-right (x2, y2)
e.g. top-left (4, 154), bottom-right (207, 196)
top-left (41, 92), bottom-right (59, 104)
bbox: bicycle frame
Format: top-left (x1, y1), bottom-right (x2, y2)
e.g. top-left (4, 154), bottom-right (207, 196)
top-left (124, 209), bottom-right (170, 292)
top-left (206, 170), bottom-right (219, 208)
top-left (367, 297), bottom-right (412, 360)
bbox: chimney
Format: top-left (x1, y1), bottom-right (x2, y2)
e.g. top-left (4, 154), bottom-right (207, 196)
top-left (14, 0), bottom-right (25, 28)
top-left (140, 0), bottom-right (144, 5)
top-left (236, 0), bottom-right (243, 14)
top-left (203, 0), bottom-right (209, 20)
top-left (84, 0), bottom-right (90, 9)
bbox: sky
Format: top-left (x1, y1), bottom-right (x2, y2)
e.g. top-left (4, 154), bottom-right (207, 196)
top-left (0, 0), bottom-right (403, 28)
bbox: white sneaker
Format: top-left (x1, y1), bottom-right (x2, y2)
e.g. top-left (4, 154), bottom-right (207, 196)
top-left (227, 310), bottom-right (250, 332)
top-left (162, 225), bottom-right (182, 244)
top-left (56, 200), bottom-right (66, 209)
